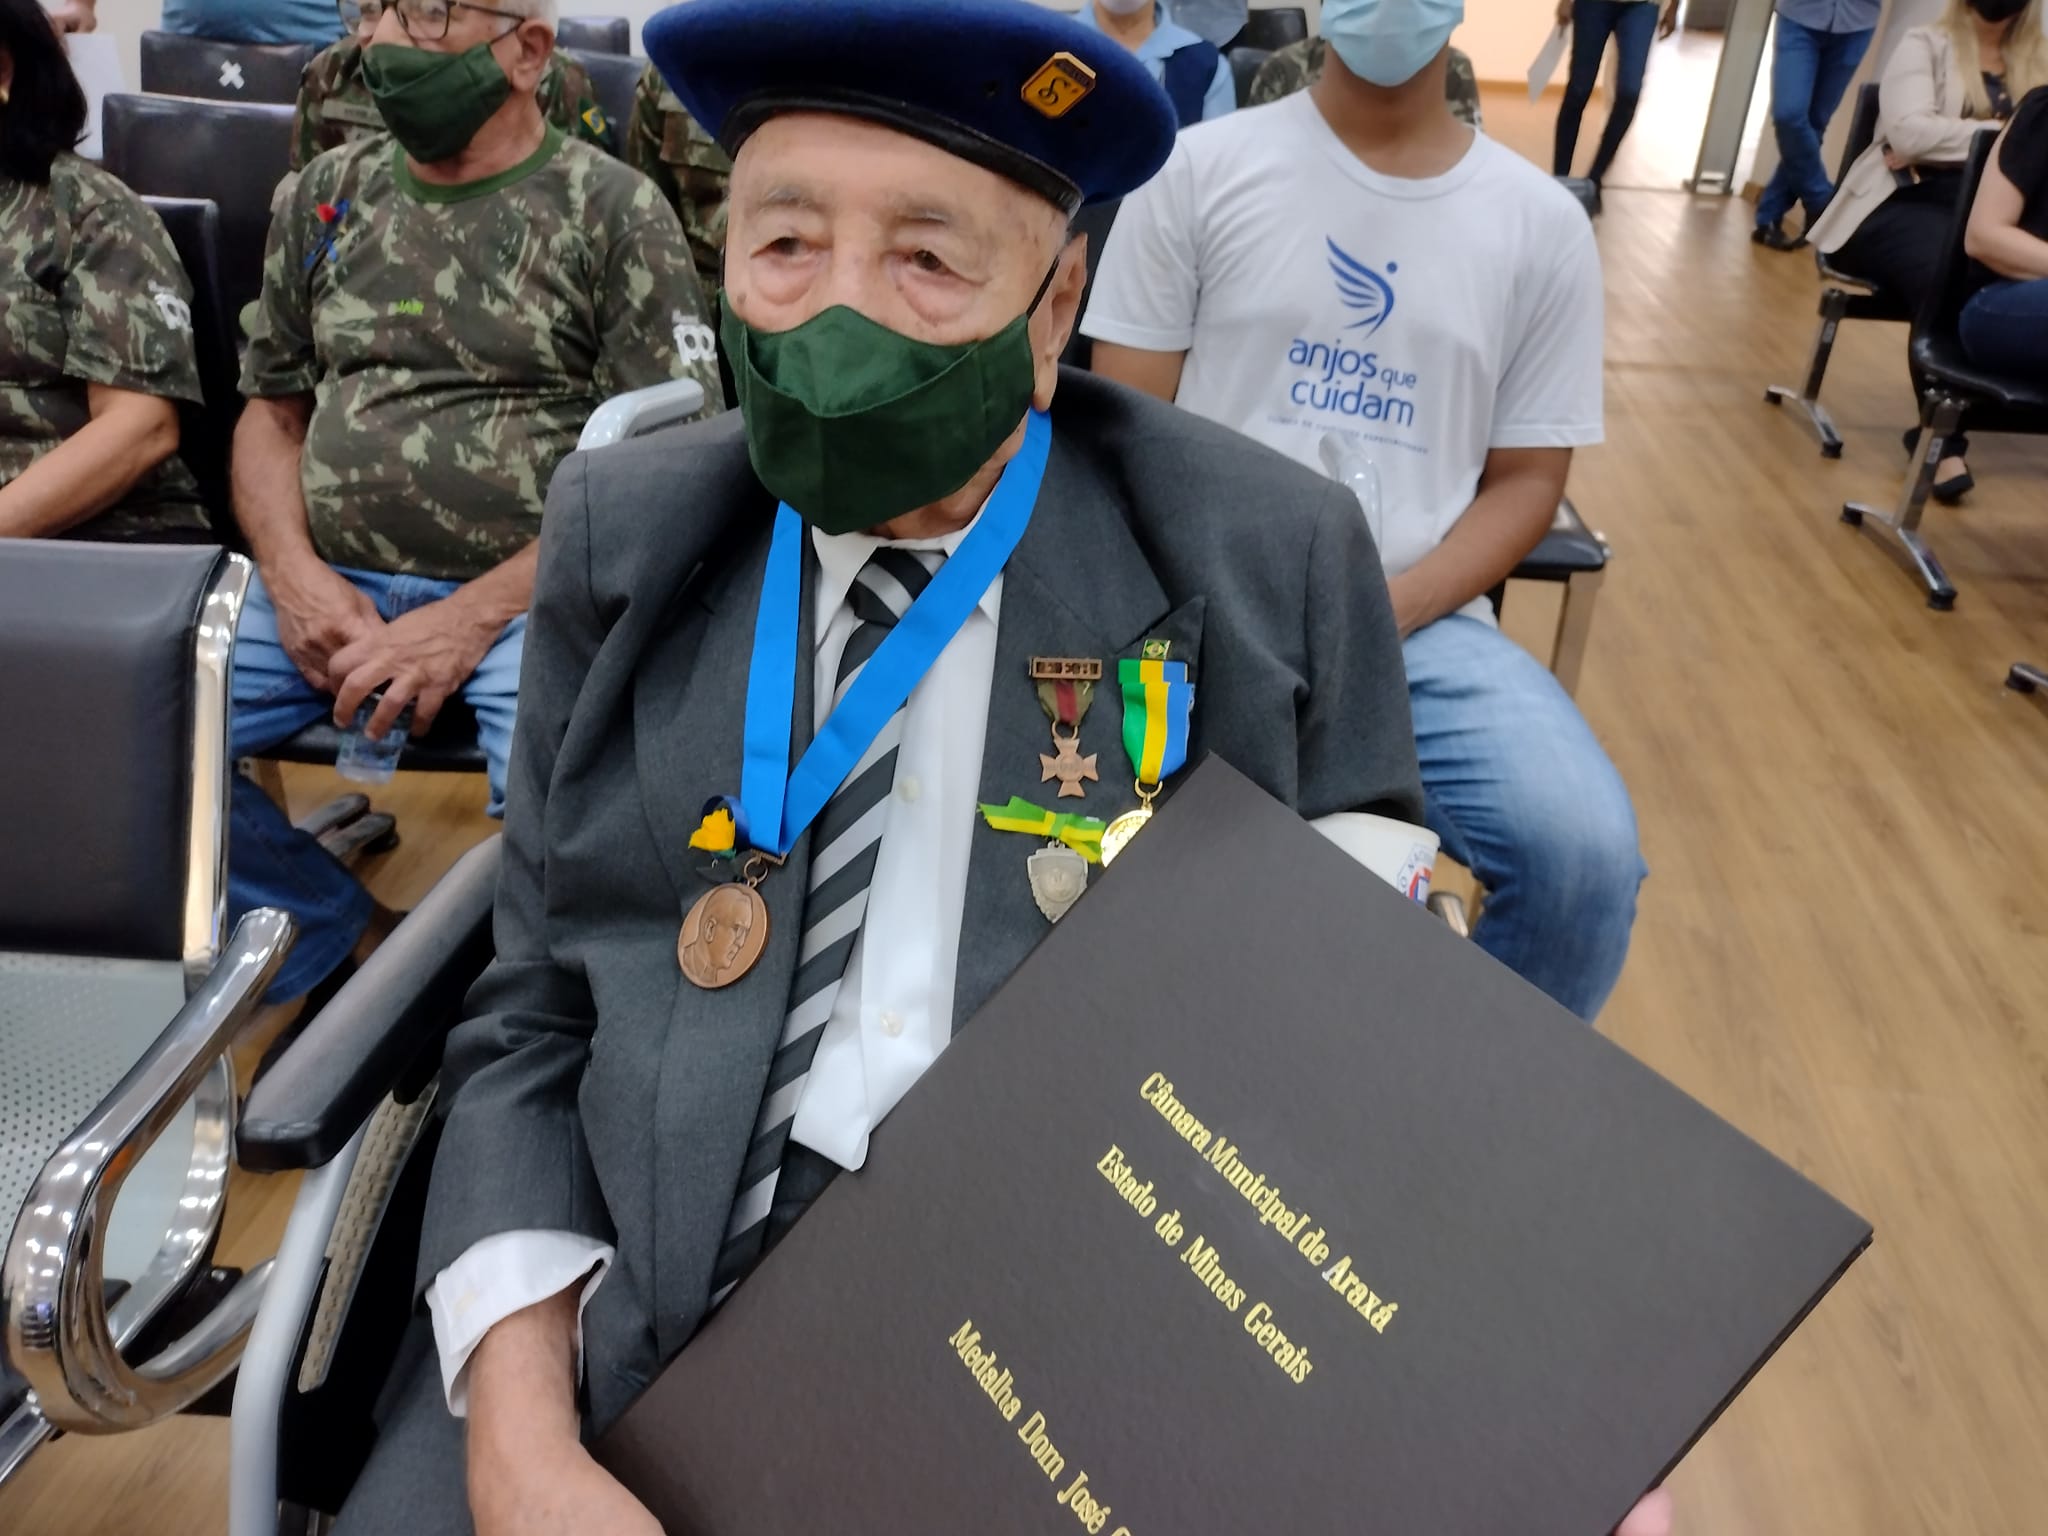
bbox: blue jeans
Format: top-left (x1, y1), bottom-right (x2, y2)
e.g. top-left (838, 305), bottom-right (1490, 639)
top-left (1405, 614), bottom-right (1646, 1022)
top-left (1958, 278), bottom-right (2048, 377)
top-left (1756, 17), bottom-right (1873, 231)
top-left (228, 566), bottom-right (524, 1001)
top-left (1553, 0), bottom-right (1662, 183)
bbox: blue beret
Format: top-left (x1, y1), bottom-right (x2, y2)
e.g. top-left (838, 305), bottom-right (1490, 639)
top-left (642, 0), bottom-right (1179, 211)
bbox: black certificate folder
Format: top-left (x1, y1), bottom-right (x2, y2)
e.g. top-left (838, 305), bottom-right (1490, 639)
top-left (598, 757), bottom-right (1871, 1535)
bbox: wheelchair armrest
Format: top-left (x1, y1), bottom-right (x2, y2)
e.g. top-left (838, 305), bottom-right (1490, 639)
top-left (239, 836), bottom-right (502, 1173)
top-left (576, 378), bottom-right (709, 450)
top-left (2, 909), bottom-right (294, 1434)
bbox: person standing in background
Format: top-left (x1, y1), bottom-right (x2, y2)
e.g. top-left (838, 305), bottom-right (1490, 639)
top-left (1552, 0), bottom-right (1679, 197)
top-left (1080, 0), bottom-right (1234, 126)
top-left (1753, 0), bottom-right (1881, 249)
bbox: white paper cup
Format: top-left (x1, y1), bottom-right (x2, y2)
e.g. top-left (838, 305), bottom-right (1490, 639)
top-left (1310, 813), bottom-right (1439, 904)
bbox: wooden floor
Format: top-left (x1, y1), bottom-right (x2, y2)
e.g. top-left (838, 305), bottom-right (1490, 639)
top-left (10, 94), bottom-right (2048, 1536)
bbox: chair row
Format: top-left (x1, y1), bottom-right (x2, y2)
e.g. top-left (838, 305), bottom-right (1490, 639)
top-left (1764, 108), bottom-right (2048, 612)
top-left (133, 15), bottom-right (632, 105)
top-left (0, 376), bottom-right (709, 1494)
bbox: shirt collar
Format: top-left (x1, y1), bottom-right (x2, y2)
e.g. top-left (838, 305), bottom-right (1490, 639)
top-left (1076, 4), bottom-right (1202, 63)
top-left (810, 505), bottom-right (1002, 647)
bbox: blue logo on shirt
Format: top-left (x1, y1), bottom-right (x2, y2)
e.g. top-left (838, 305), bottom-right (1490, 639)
top-left (1327, 239), bottom-right (1397, 336)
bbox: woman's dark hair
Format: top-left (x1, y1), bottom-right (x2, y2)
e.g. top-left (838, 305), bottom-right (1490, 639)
top-left (0, 0), bottom-right (89, 185)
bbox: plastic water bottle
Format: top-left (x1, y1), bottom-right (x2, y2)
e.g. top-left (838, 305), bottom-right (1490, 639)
top-left (1319, 432), bottom-right (1386, 554)
top-left (334, 689), bottom-right (414, 785)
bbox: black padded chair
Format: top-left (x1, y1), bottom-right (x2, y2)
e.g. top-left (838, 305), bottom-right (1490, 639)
top-left (1839, 131), bottom-right (2047, 610)
top-left (568, 49), bottom-right (645, 154)
top-left (138, 31), bottom-right (321, 104)
top-left (144, 197), bottom-right (241, 529)
top-left (0, 543), bottom-right (295, 1489)
top-left (557, 14), bottom-right (631, 53)
top-left (1764, 83), bottom-right (1912, 457)
top-left (102, 94), bottom-right (296, 331)
top-left (1227, 45), bottom-right (1272, 108)
top-left (1233, 5), bottom-right (1307, 51)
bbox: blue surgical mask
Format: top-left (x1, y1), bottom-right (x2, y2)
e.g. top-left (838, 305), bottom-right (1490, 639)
top-left (1319, 0), bottom-right (1465, 89)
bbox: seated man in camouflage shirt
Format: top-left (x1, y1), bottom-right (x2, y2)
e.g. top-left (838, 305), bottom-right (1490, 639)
top-left (292, 0), bottom-right (611, 171)
top-left (231, 0), bottom-right (723, 1010)
top-left (1250, 36), bottom-right (1483, 127)
top-left (624, 60), bottom-right (729, 297)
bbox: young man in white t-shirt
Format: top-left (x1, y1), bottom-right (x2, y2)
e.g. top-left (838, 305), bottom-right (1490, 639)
top-left (1084, 0), bottom-right (1647, 1025)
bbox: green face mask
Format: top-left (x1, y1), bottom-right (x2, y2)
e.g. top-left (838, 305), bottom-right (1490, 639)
top-left (719, 281), bottom-right (1048, 536)
top-left (361, 40), bottom-right (512, 164)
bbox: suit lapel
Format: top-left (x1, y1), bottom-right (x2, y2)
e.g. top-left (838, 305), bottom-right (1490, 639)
top-left (951, 434), bottom-right (1206, 1031)
top-left (633, 520), bottom-right (821, 1357)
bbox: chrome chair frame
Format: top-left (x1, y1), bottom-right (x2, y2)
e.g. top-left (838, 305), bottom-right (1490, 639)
top-left (1, 553), bottom-right (296, 1481)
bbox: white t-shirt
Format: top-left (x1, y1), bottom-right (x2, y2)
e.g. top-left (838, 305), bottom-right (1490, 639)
top-left (1081, 93), bottom-right (1605, 624)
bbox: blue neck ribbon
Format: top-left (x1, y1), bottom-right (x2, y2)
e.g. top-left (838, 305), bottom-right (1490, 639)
top-left (734, 408), bottom-right (1051, 858)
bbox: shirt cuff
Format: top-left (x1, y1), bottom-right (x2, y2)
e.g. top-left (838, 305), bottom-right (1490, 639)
top-left (425, 1230), bottom-right (615, 1417)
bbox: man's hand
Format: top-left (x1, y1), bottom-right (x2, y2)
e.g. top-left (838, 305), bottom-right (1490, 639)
top-left (327, 594), bottom-right (503, 739)
top-left (469, 1439), bottom-right (661, 1536)
top-left (1617, 1488), bottom-right (1675, 1536)
top-left (1556, 0), bottom-right (1574, 24)
top-left (466, 1286), bottom-right (654, 1536)
top-left (265, 558), bottom-right (384, 692)
top-left (47, 0), bottom-right (96, 32)
top-left (1657, 2), bottom-right (1679, 39)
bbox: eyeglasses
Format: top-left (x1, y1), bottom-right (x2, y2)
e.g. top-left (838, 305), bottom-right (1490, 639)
top-left (337, 0), bottom-right (525, 42)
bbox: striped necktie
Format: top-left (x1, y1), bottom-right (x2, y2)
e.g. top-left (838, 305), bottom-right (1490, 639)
top-left (711, 545), bottom-right (946, 1301)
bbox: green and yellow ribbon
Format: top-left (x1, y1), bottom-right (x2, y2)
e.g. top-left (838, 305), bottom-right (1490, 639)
top-left (978, 797), bottom-right (1107, 864)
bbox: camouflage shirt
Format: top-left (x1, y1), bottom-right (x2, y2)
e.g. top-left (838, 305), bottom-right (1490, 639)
top-left (241, 128), bottom-right (723, 581)
top-left (1248, 40), bottom-right (1484, 129)
top-left (624, 62), bottom-right (731, 297)
top-left (292, 41), bottom-right (614, 172)
top-left (0, 155), bottom-right (209, 541)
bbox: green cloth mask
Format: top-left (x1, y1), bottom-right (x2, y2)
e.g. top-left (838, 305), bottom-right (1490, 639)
top-left (719, 282), bottom-right (1048, 535)
top-left (362, 40), bottom-right (512, 164)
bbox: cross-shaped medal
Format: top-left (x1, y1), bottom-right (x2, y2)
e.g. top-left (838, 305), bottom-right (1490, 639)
top-left (1041, 733), bottom-right (1099, 798)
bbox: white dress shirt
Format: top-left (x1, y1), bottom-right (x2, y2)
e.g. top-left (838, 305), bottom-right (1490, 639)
top-left (426, 515), bottom-right (1000, 1414)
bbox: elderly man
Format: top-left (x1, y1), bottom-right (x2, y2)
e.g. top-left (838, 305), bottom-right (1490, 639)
top-left (623, 60), bottom-right (730, 296)
top-left (293, 0), bottom-right (610, 170)
top-left (229, 0), bottom-right (720, 1016)
top-left (328, 4), bottom-right (1672, 1534)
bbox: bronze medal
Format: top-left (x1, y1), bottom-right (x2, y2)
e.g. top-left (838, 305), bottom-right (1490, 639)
top-left (678, 854), bottom-right (775, 988)
top-left (1032, 657), bottom-right (1102, 800)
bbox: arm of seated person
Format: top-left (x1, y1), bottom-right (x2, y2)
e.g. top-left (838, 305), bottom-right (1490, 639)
top-left (464, 1283), bottom-right (660, 1536)
top-left (233, 393), bottom-right (385, 690)
top-left (1090, 340), bottom-right (1188, 403)
top-left (326, 538), bottom-right (539, 742)
top-left (1386, 446), bottom-right (1571, 638)
top-left (1878, 30), bottom-right (1985, 167)
top-left (0, 385), bottom-right (177, 538)
top-left (1965, 120), bottom-right (2048, 281)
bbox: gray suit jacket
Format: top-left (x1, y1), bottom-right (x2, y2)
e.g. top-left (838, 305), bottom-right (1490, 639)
top-left (418, 370), bottom-right (1423, 1431)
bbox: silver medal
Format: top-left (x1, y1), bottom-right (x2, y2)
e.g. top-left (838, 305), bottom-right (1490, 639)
top-left (1027, 843), bottom-right (1089, 923)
